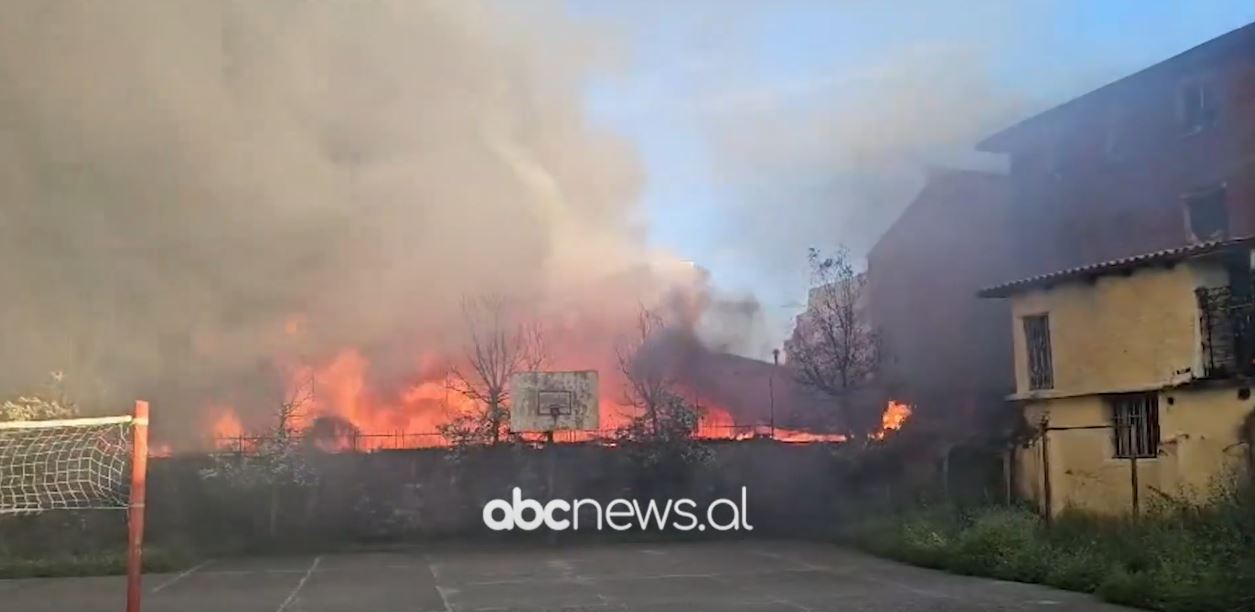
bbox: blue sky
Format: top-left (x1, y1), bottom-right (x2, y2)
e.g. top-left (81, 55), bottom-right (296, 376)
top-left (568, 2), bottom-right (1255, 353)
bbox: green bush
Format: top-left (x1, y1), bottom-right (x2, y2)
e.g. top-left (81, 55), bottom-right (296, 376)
top-left (895, 513), bottom-right (954, 568)
top-left (1096, 567), bottom-right (1157, 609)
top-left (1042, 545), bottom-right (1111, 593)
top-left (949, 507), bottom-right (1045, 580)
top-left (844, 482), bottom-right (1255, 612)
top-left (0, 547), bottom-right (194, 579)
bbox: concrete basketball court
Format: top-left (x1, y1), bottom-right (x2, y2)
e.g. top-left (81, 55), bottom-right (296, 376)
top-left (0, 540), bottom-right (1134, 611)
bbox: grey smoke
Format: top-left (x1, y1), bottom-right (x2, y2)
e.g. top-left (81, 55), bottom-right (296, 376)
top-left (0, 0), bottom-right (654, 440)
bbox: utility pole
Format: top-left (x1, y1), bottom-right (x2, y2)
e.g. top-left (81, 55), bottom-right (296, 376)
top-left (769, 348), bottom-right (780, 439)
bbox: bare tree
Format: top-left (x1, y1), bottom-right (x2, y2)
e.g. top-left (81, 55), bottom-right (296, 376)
top-left (200, 373), bottom-right (318, 538)
top-left (615, 306), bottom-right (704, 452)
top-left (443, 296), bottom-right (546, 445)
top-left (785, 247), bottom-right (881, 432)
top-left (616, 307), bottom-right (675, 434)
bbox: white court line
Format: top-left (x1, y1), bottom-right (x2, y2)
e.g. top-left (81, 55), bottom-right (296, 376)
top-left (276, 555), bottom-right (321, 612)
top-left (424, 554), bottom-right (452, 612)
top-left (459, 567), bottom-right (818, 588)
top-left (151, 559), bottom-right (214, 593)
top-left (196, 569), bottom-right (309, 576)
top-left (768, 596), bottom-right (814, 612)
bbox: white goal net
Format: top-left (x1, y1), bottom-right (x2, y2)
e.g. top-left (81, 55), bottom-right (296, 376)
top-left (0, 416), bottom-right (135, 514)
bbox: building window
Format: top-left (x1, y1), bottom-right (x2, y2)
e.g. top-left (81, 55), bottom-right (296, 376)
top-left (1110, 393), bottom-right (1160, 459)
top-left (1023, 314), bottom-right (1053, 390)
top-left (1184, 185), bottom-right (1228, 242)
top-left (1180, 81), bottom-right (1218, 133)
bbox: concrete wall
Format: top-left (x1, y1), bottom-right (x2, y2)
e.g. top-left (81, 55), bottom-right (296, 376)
top-left (144, 441), bottom-right (963, 549)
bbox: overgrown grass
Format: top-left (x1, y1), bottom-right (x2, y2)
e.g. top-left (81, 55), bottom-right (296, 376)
top-left (0, 547), bottom-right (196, 579)
top-left (844, 484), bottom-right (1255, 611)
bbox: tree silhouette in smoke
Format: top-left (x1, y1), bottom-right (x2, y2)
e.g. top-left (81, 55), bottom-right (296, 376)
top-left (615, 306), bottom-right (707, 471)
top-left (442, 296), bottom-right (546, 445)
top-left (785, 247), bottom-right (882, 435)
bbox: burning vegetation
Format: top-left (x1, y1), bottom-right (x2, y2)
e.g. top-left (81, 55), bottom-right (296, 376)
top-left (201, 357), bottom-right (910, 453)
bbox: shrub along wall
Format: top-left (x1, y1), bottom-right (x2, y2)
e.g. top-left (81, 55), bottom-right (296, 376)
top-left (844, 481), bottom-right (1255, 612)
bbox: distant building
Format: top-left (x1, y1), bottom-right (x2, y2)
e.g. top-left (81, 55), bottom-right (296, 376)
top-left (979, 22), bottom-right (1255, 278)
top-left (683, 350), bottom-right (847, 434)
top-left (980, 237), bottom-right (1255, 516)
top-left (865, 169), bottom-right (1014, 433)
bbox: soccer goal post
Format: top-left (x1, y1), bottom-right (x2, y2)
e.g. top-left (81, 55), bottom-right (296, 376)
top-left (0, 400), bottom-right (150, 612)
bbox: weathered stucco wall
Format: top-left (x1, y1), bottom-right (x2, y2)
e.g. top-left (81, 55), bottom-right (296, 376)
top-left (1009, 260), bottom-right (1222, 398)
top-left (1007, 257), bottom-right (1249, 516)
top-left (1016, 387), bottom-right (1251, 516)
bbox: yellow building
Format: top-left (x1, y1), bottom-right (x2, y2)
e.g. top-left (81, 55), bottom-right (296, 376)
top-left (980, 238), bottom-right (1255, 516)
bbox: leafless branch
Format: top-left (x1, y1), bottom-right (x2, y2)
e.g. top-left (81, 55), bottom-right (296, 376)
top-left (785, 247), bottom-right (881, 430)
top-left (616, 305), bottom-right (694, 437)
top-left (445, 294), bottom-right (548, 444)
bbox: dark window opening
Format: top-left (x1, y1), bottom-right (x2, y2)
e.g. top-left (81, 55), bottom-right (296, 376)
top-left (1023, 314), bottom-right (1053, 390)
top-left (1181, 81), bottom-right (1218, 133)
top-left (1184, 186), bottom-right (1229, 242)
top-left (1110, 393), bottom-right (1159, 459)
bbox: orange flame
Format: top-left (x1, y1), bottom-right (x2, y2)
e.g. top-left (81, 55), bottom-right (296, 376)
top-left (211, 405), bottom-right (244, 448)
top-left (197, 299), bottom-right (878, 451)
top-left (291, 349), bottom-right (465, 449)
top-left (872, 400), bottom-right (912, 439)
top-left (772, 428), bottom-right (848, 443)
top-left (697, 405), bottom-right (847, 443)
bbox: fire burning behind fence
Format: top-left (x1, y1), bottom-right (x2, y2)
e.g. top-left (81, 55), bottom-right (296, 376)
top-left (204, 397), bottom-right (910, 453)
top-left (178, 273), bottom-right (908, 455)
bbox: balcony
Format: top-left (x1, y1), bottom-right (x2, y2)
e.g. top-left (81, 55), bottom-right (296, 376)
top-left (1195, 286), bottom-right (1255, 378)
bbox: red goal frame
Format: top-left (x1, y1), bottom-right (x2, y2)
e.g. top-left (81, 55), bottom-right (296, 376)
top-left (127, 400), bottom-right (150, 612)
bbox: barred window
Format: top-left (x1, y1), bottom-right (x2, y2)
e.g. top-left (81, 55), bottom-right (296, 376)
top-left (1111, 393), bottom-right (1159, 459)
top-left (1023, 315), bottom-right (1053, 390)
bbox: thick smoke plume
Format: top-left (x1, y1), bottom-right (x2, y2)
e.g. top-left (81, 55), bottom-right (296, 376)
top-left (0, 1), bottom-right (695, 443)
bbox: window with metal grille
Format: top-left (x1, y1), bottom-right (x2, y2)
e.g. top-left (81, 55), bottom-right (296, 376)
top-left (1111, 393), bottom-right (1159, 459)
top-left (1023, 314), bottom-right (1053, 390)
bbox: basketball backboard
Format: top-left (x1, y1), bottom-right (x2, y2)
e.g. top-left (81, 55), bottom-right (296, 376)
top-left (509, 370), bottom-right (599, 433)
